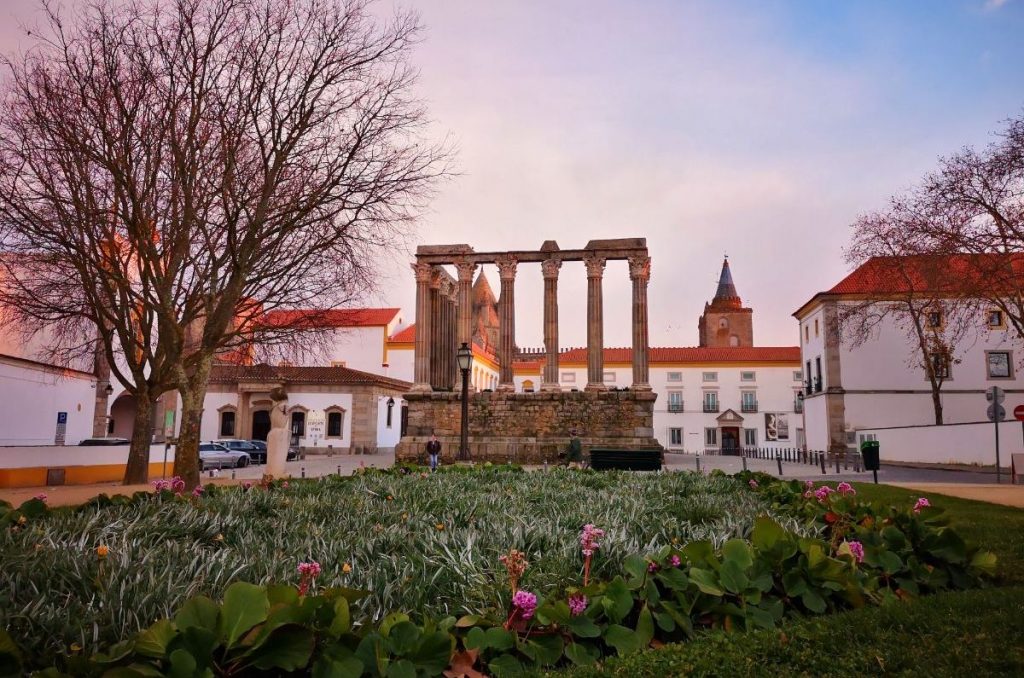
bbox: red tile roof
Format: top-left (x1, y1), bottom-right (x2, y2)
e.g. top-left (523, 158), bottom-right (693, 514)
top-left (827, 254), bottom-right (1024, 295)
top-left (209, 363), bottom-right (410, 390)
top-left (557, 347), bottom-right (800, 364)
top-left (389, 324), bottom-right (416, 342)
top-left (262, 308), bottom-right (401, 329)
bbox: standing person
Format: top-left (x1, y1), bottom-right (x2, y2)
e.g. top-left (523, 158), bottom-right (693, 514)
top-left (566, 428), bottom-right (583, 469)
top-left (425, 435), bottom-right (442, 472)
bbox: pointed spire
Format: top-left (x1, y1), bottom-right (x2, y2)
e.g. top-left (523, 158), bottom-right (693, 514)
top-left (714, 256), bottom-right (740, 302)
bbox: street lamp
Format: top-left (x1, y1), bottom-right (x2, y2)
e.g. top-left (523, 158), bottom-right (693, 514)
top-left (386, 396), bottom-right (395, 428)
top-left (456, 342), bottom-right (474, 461)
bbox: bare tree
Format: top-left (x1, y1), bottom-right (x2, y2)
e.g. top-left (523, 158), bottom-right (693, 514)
top-left (0, 0), bottom-right (447, 487)
top-left (843, 202), bottom-right (980, 425)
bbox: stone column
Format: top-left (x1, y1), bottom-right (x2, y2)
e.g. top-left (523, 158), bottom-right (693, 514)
top-left (447, 282), bottom-right (459, 390)
top-left (455, 260), bottom-right (477, 390)
top-left (629, 254), bottom-right (652, 390)
top-left (496, 255), bottom-right (518, 391)
top-left (429, 271), bottom-right (442, 389)
top-left (541, 258), bottom-right (562, 391)
top-left (411, 261), bottom-right (434, 392)
top-left (584, 254), bottom-right (607, 391)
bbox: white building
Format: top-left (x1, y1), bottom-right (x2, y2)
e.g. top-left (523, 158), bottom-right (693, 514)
top-left (794, 254), bottom-right (1024, 460)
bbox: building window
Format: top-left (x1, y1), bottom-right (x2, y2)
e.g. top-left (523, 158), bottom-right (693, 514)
top-left (743, 428), bottom-right (757, 446)
top-left (562, 372), bottom-right (576, 383)
top-left (702, 371), bottom-right (718, 382)
top-left (603, 371), bottom-right (616, 383)
top-left (926, 309), bottom-right (944, 330)
top-left (719, 317), bottom-right (728, 328)
top-left (929, 352), bottom-right (951, 379)
top-left (704, 428), bottom-right (718, 446)
top-left (814, 318), bottom-right (819, 337)
top-left (330, 360), bottom-right (347, 367)
top-left (793, 370), bottom-right (803, 381)
top-left (326, 410), bottom-right (344, 437)
top-left (669, 428), bottom-right (683, 447)
top-left (522, 379), bottom-right (535, 392)
top-left (703, 391), bottom-right (719, 413)
top-left (667, 371), bottom-right (682, 382)
top-left (741, 391), bottom-right (757, 413)
top-left (794, 391), bottom-right (804, 413)
top-left (804, 325), bottom-right (809, 343)
top-left (219, 411), bottom-right (236, 437)
top-left (740, 371), bottom-right (756, 382)
top-left (988, 309), bottom-right (1005, 329)
top-left (667, 391), bottom-right (683, 412)
top-left (805, 360), bottom-right (812, 392)
top-left (291, 411), bottom-right (306, 437)
top-left (986, 351), bottom-right (1013, 379)
top-left (814, 357), bottom-right (822, 392)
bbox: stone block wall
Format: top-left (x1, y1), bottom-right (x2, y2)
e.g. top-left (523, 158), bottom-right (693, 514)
top-left (395, 390), bottom-right (662, 463)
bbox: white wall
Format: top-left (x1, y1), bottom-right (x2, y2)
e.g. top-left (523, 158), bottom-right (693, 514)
top-left (201, 392), bottom-right (238, 441)
top-left (324, 327), bottom-right (388, 374)
top-left (857, 420), bottom-right (1018, 468)
top-left (376, 395), bottom-right (403, 449)
top-left (385, 345), bottom-right (414, 383)
top-left (0, 359), bottom-right (97, 446)
top-left (0, 442), bottom-right (171, 468)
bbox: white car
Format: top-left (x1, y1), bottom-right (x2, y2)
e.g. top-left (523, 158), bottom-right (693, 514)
top-left (199, 442), bottom-right (251, 470)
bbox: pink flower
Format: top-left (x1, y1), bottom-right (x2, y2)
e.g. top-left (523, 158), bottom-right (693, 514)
top-left (243, 481), bottom-right (253, 490)
top-left (837, 482), bottom-right (855, 496)
top-left (34, 493), bottom-right (47, 503)
top-left (647, 561), bottom-right (659, 573)
top-left (297, 561), bottom-right (322, 577)
top-left (568, 594), bottom-right (587, 617)
top-left (512, 590), bottom-right (538, 620)
top-left (803, 490), bottom-right (814, 499)
top-left (669, 554), bottom-right (682, 568)
top-left (748, 479), bottom-right (759, 489)
top-left (282, 481), bottom-right (289, 489)
top-left (913, 497), bottom-right (931, 513)
top-left (170, 476), bottom-right (185, 493)
top-left (579, 524), bottom-right (606, 557)
top-left (152, 479), bottom-right (172, 492)
top-left (814, 486), bottom-right (835, 502)
top-left (805, 480), bottom-right (815, 489)
top-left (847, 540), bottom-right (865, 563)
top-left (191, 486), bottom-right (204, 498)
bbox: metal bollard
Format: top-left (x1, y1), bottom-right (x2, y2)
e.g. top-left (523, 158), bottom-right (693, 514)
top-left (337, 465), bottom-right (341, 475)
top-left (844, 455), bottom-right (849, 470)
top-left (820, 453), bottom-right (827, 474)
top-left (741, 455), bottom-right (748, 471)
top-left (231, 469), bottom-right (236, 479)
top-left (854, 456), bottom-right (861, 473)
top-left (696, 455), bottom-right (701, 473)
top-left (301, 467), bottom-right (306, 478)
top-left (208, 469), bottom-right (214, 478)
top-left (544, 459), bottom-right (548, 472)
top-left (776, 453), bottom-right (783, 476)
top-left (835, 457), bottom-right (841, 473)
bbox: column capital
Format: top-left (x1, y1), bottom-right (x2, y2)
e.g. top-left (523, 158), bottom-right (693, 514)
top-left (496, 254), bottom-right (518, 281)
top-left (628, 254), bottom-right (651, 281)
top-left (455, 259), bottom-right (477, 283)
top-left (584, 254), bottom-right (606, 279)
top-left (429, 268), bottom-right (443, 289)
top-left (440, 276), bottom-right (457, 300)
top-left (541, 258), bottom-right (562, 280)
top-left (412, 261), bottom-right (434, 283)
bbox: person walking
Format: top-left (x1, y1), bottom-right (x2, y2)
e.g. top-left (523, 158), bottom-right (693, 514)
top-left (425, 435), bottom-right (442, 472)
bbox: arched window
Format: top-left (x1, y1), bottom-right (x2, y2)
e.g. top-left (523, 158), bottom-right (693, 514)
top-left (719, 317), bottom-right (729, 329)
top-left (522, 379), bottom-right (535, 393)
top-left (325, 406), bottom-right (345, 438)
top-left (729, 334), bottom-right (740, 347)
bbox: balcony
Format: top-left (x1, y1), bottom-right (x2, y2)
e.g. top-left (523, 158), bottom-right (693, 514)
top-left (702, 404), bottom-right (719, 413)
top-left (740, 401), bottom-right (758, 413)
top-left (667, 403), bottom-right (684, 413)
top-left (813, 377), bottom-right (822, 393)
top-left (794, 400), bottom-right (804, 413)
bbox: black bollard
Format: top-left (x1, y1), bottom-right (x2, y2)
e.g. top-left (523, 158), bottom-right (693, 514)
top-left (742, 455), bottom-right (748, 471)
top-left (776, 453), bottom-right (783, 476)
top-left (696, 455), bottom-right (701, 473)
top-left (301, 467), bottom-right (306, 478)
top-left (835, 457), bottom-right (841, 474)
top-left (337, 465), bottom-right (341, 475)
top-left (820, 453), bottom-right (827, 474)
top-left (231, 469), bottom-right (236, 480)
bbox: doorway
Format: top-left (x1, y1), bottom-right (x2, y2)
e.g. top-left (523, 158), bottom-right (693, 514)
top-left (721, 426), bottom-right (740, 454)
top-left (251, 410), bottom-right (271, 441)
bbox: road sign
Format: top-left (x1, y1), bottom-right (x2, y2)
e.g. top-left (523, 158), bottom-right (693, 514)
top-left (988, 404), bottom-right (1007, 422)
top-left (1015, 405), bottom-right (1024, 422)
top-left (986, 386), bottom-right (1005, 403)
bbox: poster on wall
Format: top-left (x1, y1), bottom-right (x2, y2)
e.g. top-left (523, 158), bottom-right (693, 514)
top-left (765, 412), bottom-right (790, 441)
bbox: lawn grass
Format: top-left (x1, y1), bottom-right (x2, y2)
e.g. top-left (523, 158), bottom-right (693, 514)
top-left (551, 481), bottom-right (1024, 677)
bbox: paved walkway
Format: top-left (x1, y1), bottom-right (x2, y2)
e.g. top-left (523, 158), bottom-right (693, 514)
top-left (4, 451), bottom-right (1020, 509)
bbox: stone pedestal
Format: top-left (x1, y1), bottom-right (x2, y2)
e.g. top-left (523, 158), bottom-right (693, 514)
top-left (395, 390), bottom-right (661, 463)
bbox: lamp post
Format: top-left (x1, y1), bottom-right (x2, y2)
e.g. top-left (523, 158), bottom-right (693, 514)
top-left (456, 342), bottom-right (474, 461)
top-left (386, 396), bottom-right (395, 428)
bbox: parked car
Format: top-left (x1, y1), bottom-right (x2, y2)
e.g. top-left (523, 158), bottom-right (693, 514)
top-left (199, 442), bottom-right (250, 470)
top-left (246, 440), bottom-right (267, 463)
top-left (78, 437), bottom-right (130, 446)
top-left (217, 439), bottom-right (264, 463)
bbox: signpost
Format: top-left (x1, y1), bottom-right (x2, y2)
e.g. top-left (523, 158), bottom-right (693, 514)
top-left (55, 411), bottom-right (67, 446)
top-left (1015, 405), bottom-right (1024, 484)
top-left (986, 387), bottom-right (1005, 484)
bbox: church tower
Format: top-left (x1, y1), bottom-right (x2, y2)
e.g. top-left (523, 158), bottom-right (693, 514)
top-left (698, 257), bottom-right (754, 347)
top-left (471, 271), bottom-right (500, 353)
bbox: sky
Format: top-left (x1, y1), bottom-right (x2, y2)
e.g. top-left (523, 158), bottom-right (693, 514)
top-left (2, 0), bottom-right (1023, 350)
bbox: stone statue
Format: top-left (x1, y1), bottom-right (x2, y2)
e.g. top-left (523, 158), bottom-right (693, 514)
top-left (266, 385), bottom-right (290, 478)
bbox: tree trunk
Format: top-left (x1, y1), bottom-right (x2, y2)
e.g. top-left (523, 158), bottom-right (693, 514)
top-left (123, 393), bottom-right (153, 485)
top-left (931, 386), bottom-right (944, 425)
top-left (174, 356), bottom-right (214, 489)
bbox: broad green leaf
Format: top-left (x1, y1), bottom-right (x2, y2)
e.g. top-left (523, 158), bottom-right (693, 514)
top-left (722, 539), bottom-right (753, 569)
top-left (219, 583), bottom-right (269, 648)
top-left (564, 642), bottom-right (599, 666)
top-left (484, 628), bottom-right (514, 651)
top-left (623, 553), bottom-right (647, 580)
top-left (635, 605), bottom-right (654, 648)
top-left (411, 630), bottom-right (452, 674)
top-left (328, 596), bottom-right (351, 637)
top-left (656, 567), bottom-right (689, 590)
top-left (682, 540), bottom-right (714, 565)
top-left (489, 653), bottom-right (526, 677)
top-left (603, 624), bottom-right (642, 655)
top-left (313, 656), bottom-right (363, 678)
top-left (603, 577), bottom-right (634, 623)
top-left (386, 622), bottom-right (421, 656)
top-left (134, 619), bottom-right (176, 659)
top-left (386, 659), bottom-right (416, 678)
top-left (379, 612), bottom-right (410, 638)
top-left (689, 568), bottom-right (724, 596)
top-left (355, 633), bottom-right (387, 678)
top-left (751, 516), bottom-right (786, 551)
top-left (719, 560), bottom-right (749, 594)
top-left (522, 635), bottom-right (563, 666)
top-left (174, 596), bottom-right (219, 633)
top-left (167, 649), bottom-right (197, 678)
top-left (464, 627), bottom-right (486, 650)
top-left (801, 589), bottom-right (827, 614)
top-left (970, 550), bottom-right (997, 575)
top-left (566, 615), bottom-right (601, 638)
top-left (245, 625), bottom-right (315, 671)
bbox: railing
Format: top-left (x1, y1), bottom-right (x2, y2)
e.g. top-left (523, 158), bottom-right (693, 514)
top-left (703, 404), bottom-right (719, 413)
top-left (667, 403), bottom-right (684, 413)
top-left (794, 400), bottom-right (804, 413)
top-left (740, 402), bottom-right (758, 413)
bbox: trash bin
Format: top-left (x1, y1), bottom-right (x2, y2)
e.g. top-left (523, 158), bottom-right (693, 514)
top-left (860, 440), bottom-right (880, 471)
